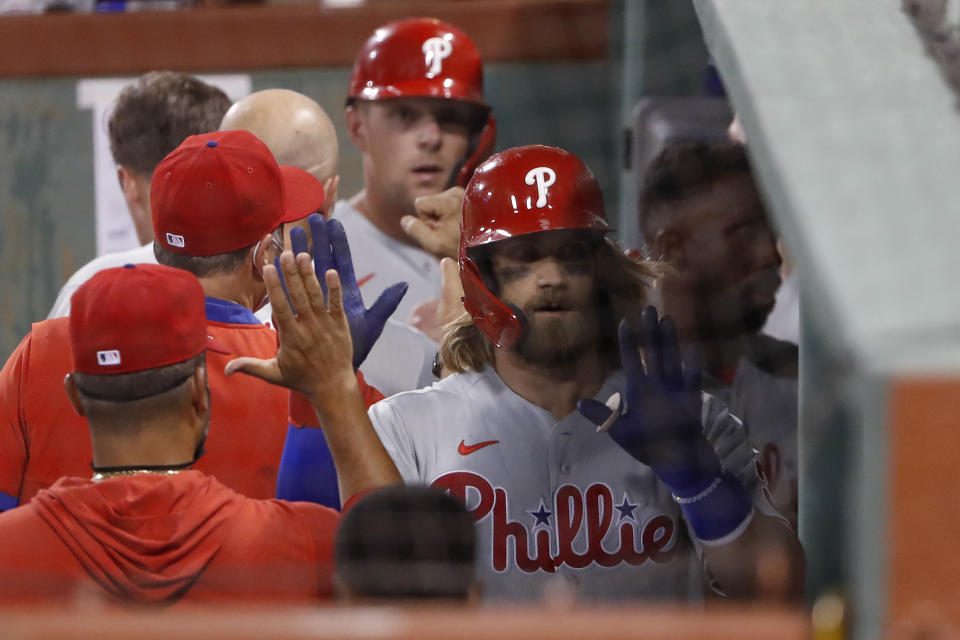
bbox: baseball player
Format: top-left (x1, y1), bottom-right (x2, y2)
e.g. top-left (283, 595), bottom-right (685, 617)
top-left (640, 141), bottom-right (798, 528)
top-left (48, 71), bottom-right (231, 318)
top-left (0, 252), bottom-right (400, 604)
top-left (325, 145), bottom-right (804, 602)
top-left (220, 88), bottom-right (438, 396)
top-left (336, 17), bottom-right (496, 322)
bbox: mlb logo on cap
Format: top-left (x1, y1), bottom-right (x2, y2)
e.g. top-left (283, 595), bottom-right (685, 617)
top-left (150, 130), bottom-right (326, 257)
top-left (96, 350), bottom-right (121, 366)
top-left (70, 264), bottom-right (212, 375)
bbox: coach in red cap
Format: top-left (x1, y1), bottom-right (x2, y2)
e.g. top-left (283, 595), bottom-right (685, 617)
top-left (0, 130), bottom-right (381, 510)
top-left (0, 260), bottom-right (399, 604)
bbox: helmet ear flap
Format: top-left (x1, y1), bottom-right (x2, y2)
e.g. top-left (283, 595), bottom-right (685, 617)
top-left (455, 115), bottom-right (497, 188)
top-left (459, 254), bottom-right (523, 350)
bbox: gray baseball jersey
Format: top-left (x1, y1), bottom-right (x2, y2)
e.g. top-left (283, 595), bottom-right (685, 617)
top-left (333, 199), bottom-right (442, 322)
top-left (704, 334), bottom-right (798, 529)
top-left (369, 366), bottom-right (780, 603)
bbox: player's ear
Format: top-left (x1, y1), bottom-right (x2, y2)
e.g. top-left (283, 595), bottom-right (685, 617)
top-left (652, 228), bottom-right (687, 267)
top-left (345, 105), bottom-right (367, 152)
top-left (321, 174), bottom-right (340, 218)
top-left (189, 364), bottom-right (209, 418)
top-left (63, 373), bottom-right (85, 417)
top-left (251, 233), bottom-right (276, 280)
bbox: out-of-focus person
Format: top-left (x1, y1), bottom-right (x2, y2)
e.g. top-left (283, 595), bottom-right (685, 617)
top-left (48, 71), bottom-right (231, 318)
top-left (640, 140), bottom-right (798, 528)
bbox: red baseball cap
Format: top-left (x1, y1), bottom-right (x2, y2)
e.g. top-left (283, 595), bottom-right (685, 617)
top-left (151, 130), bottom-right (326, 256)
top-left (70, 263), bottom-right (212, 375)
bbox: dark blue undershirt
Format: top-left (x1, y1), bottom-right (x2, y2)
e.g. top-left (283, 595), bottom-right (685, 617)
top-left (204, 297), bottom-right (262, 325)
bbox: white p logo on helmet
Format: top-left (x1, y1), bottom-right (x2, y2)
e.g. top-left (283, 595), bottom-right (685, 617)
top-left (525, 167), bottom-right (556, 209)
top-left (422, 37), bottom-right (453, 78)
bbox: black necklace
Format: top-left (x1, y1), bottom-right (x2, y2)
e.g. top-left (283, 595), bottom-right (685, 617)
top-left (90, 460), bottom-right (194, 482)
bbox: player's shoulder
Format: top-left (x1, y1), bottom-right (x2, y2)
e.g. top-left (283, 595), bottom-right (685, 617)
top-left (70, 244), bottom-right (157, 282)
top-left (743, 333), bottom-right (798, 378)
top-left (26, 317), bottom-right (72, 351)
top-left (49, 244), bottom-right (157, 318)
top-left (371, 368), bottom-right (491, 416)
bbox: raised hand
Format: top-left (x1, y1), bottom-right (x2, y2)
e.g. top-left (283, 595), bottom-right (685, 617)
top-left (401, 186), bottom-right (465, 259)
top-left (286, 214), bottom-right (407, 370)
top-left (226, 249), bottom-right (355, 406)
top-left (577, 306), bottom-right (721, 494)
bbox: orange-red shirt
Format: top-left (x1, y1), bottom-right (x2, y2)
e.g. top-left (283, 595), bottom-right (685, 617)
top-left (0, 298), bottom-right (380, 509)
top-left (0, 471), bottom-right (338, 605)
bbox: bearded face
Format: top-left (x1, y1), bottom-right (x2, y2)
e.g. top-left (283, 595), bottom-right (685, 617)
top-left (488, 230), bottom-right (601, 367)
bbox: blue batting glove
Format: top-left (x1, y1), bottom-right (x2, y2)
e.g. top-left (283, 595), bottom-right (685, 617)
top-left (288, 214), bottom-right (407, 370)
top-left (577, 306), bottom-right (721, 494)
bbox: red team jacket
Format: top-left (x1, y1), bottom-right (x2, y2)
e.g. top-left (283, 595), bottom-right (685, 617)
top-left (0, 298), bottom-right (383, 510)
top-left (0, 471), bottom-right (340, 604)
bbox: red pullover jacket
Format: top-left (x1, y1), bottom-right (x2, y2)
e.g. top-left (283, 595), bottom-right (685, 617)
top-left (0, 471), bottom-right (339, 605)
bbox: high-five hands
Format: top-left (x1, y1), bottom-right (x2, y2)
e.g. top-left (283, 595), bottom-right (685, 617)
top-left (287, 214), bottom-right (407, 370)
top-left (577, 305), bottom-right (722, 493)
top-left (225, 248), bottom-right (355, 406)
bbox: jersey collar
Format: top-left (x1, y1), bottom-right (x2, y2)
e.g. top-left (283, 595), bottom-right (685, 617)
top-left (204, 297), bottom-right (262, 326)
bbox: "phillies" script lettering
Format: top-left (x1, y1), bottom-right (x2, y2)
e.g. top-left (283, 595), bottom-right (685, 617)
top-left (433, 471), bottom-right (678, 574)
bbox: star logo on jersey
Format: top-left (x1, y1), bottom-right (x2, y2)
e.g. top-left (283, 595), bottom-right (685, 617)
top-left (529, 500), bottom-right (552, 528)
top-left (457, 439), bottom-right (499, 456)
top-left (614, 495), bottom-right (638, 521)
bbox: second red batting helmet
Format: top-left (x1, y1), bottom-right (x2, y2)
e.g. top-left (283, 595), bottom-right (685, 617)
top-left (348, 17), bottom-right (487, 108)
top-left (459, 145), bottom-right (610, 349)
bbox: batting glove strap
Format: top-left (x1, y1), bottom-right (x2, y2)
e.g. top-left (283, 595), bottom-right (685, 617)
top-left (675, 471), bottom-right (754, 542)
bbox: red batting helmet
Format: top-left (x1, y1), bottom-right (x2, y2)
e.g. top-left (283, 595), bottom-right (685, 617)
top-left (459, 145), bottom-right (610, 349)
top-left (348, 17), bottom-right (486, 108)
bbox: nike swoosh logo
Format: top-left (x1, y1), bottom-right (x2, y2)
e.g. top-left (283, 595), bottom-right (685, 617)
top-left (357, 273), bottom-right (375, 287)
top-left (458, 439), bottom-right (499, 456)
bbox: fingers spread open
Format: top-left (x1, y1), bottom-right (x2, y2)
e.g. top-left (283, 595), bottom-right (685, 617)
top-left (328, 219), bottom-right (359, 292)
top-left (639, 305), bottom-right (663, 381)
top-left (264, 262), bottom-right (295, 324)
top-left (617, 318), bottom-right (644, 378)
top-left (281, 250), bottom-right (311, 319)
top-left (308, 213), bottom-right (332, 296)
top-left (325, 270), bottom-right (344, 318)
top-left (659, 315), bottom-right (683, 388)
top-left (289, 225), bottom-right (309, 258)
top-left (298, 252), bottom-right (327, 318)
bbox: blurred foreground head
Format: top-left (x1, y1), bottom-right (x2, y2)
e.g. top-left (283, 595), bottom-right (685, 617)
top-left (335, 485), bottom-right (477, 602)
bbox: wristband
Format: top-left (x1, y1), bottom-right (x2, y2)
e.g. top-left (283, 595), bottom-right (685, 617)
top-left (674, 471), bottom-right (753, 542)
